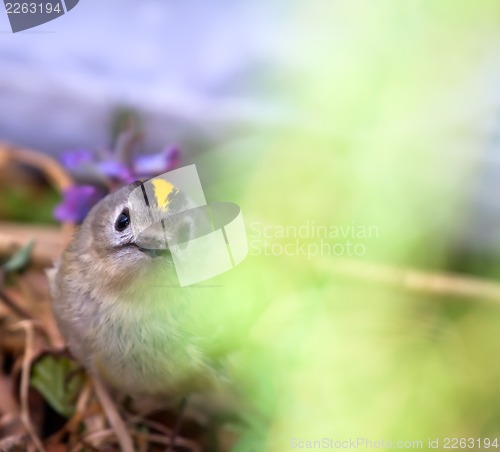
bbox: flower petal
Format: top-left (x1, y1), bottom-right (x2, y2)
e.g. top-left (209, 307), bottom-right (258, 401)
top-left (54, 185), bottom-right (104, 223)
top-left (97, 160), bottom-right (133, 182)
top-left (133, 147), bottom-right (180, 177)
top-left (60, 149), bottom-right (94, 170)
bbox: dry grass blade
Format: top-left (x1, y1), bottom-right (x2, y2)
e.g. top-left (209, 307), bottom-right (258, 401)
top-left (0, 223), bottom-right (67, 269)
top-left (0, 142), bottom-right (75, 241)
top-left (313, 256), bottom-right (500, 302)
top-left (0, 290), bottom-right (33, 320)
top-left (0, 413), bottom-right (18, 431)
top-left (0, 433), bottom-right (29, 451)
top-left (91, 375), bottom-right (135, 452)
top-left (0, 142), bottom-right (73, 193)
top-left (71, 378), bottom-right (92, 424)
top-left (133, 431), bottom-right (201, 452)
top-left (127, 415), bottom-right (173, 436)
top-left (15, 320), bottom-right (45, 452)
top-left (0, 370), bottom-right (22, 437)
top-left (70, 428), bottom-right (115, 451)
top-left (137, 430), bottom-right (148, 452)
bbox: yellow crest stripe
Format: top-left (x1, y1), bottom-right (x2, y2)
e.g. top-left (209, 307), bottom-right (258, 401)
top-left (151, 178), bottom-right (175, 209)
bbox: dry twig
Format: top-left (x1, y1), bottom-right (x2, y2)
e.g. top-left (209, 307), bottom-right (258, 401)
top-left (325, 257), bottom-right (500, 302)
top-left (0, 141), bottom-right (75, 240)
top-left (14, 321), bottom-right (45, 452)
top-left (91, 375), bottom-right (135, 452)
top-left (133, 431), bottom-right (201, 452)
top-left (0, 291), bottom-right (33, 320)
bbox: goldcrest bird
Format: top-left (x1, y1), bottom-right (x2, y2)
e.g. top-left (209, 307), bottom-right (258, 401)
top-left (48, 180), bottom-right (224, 406)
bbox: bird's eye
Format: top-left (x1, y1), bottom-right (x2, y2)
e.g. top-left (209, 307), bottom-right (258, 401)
top-left (115, 208), bottom-right (130, 232)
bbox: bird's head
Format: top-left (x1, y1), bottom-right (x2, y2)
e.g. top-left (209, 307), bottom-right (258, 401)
top-left (72, 179), bottom-right (199, 292)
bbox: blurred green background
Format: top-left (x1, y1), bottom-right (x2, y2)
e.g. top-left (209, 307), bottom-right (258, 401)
top-left (201, 2), bottom-right (500, 449)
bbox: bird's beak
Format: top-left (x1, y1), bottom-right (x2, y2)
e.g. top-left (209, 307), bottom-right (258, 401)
top-left (134, 219), bottom-right (171, 257)
top-left (139, 247), bottom-right (170, 258)
top-left (134, 209), bottom-right (201, 258)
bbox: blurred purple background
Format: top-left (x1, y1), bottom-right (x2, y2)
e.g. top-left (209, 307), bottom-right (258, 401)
top-left (0, 0), bottom-right (291, 156)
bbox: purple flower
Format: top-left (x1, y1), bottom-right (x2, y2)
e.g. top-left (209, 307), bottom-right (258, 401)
top-left (97, 160), bottom-right (134, 183)
top-left (54, 145), bottom-right (181, 223)
top-left (54, 185), bottom-right (104, 223)
top-left (60, 149), bottom-right (94, 170)
top-left (134, 147), bottom-right (179, 178)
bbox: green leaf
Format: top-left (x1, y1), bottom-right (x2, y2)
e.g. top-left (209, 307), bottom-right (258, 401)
top-left (2, 240), bottom-right (35, 273)
top-left (30, 355), bottom-right (84, 418)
